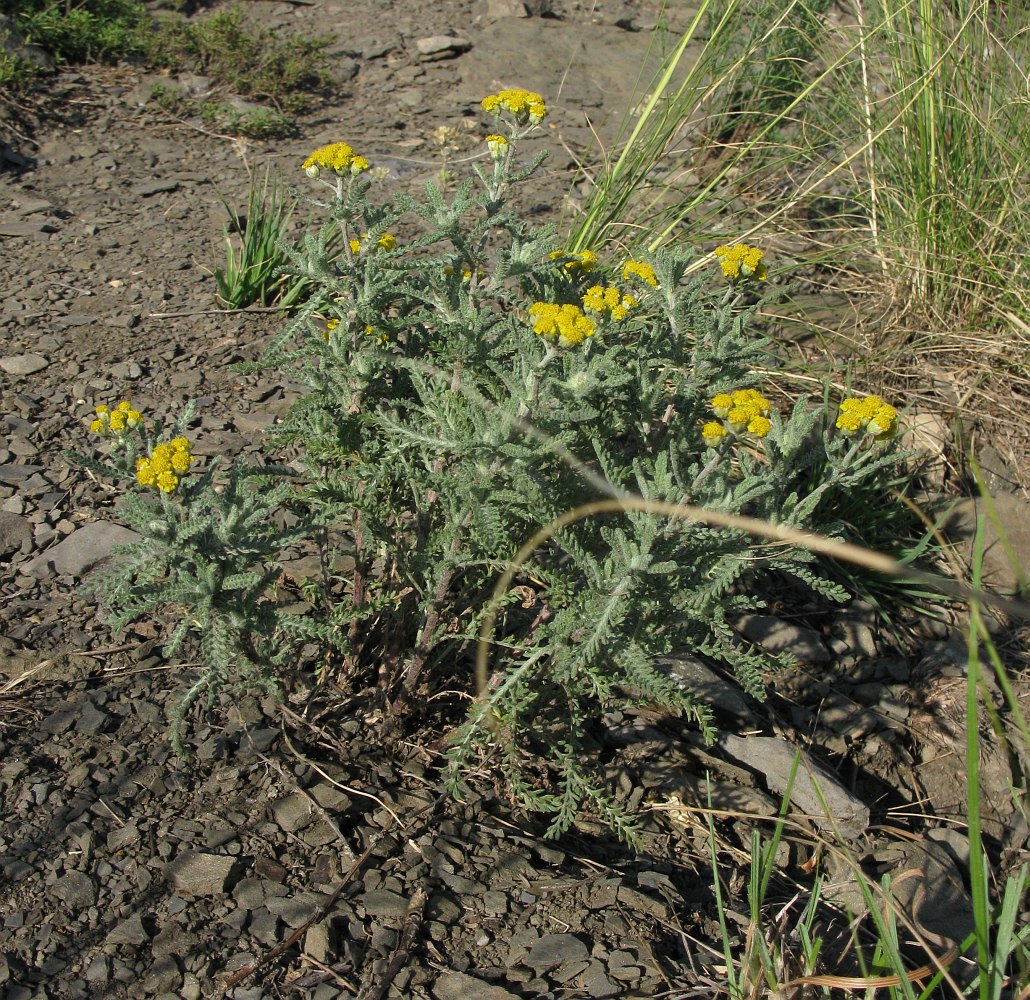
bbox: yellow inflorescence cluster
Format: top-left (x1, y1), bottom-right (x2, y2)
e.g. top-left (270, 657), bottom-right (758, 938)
top-left (481, 88), bottom-right (547, 123)
top-left (706, 388), bottom-right (773, 444)
top-left (302, 142), bottom-right (370, 179)
top-left (528, 302), bottom-right (596, 348)
top-left (622, 260), bottom-right (659, 288)
top-left (136, 438), bottom-right (194, 494)
top-left (348, 232), bottom-right (398, 255)
top-left (836, 395), bottom-right (898, 440)
top-left (582, 284), bottom-right (638, 321)
top-left (90, 400), bottom-right (142, 437)
top-left (549, 249), bottom-right (598, 273)
top-left (714, 243), bottom-right (768, 282)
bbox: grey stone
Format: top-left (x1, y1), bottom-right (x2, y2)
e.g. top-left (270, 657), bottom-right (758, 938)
top-left (233, 876), bottom-right (289, 909)
top-left (109, 361), bottom-right (144, 380)
top-left (720, 734), bottom-right (870, 838)
top-left (271, 792), bottom-right (315, 832)
top-left (0, 220), bottom-right (57, 237)
top-left (0, 15), bottom-right (56, 70)
top-left (484, 0), bottom-right (530, 16)
top-left (165, 851), bottom-right (240, 897)
top-left (84, 956), bottom-right (110, 983)
top-left (524, 933), bottom-right (589, 971)
top-left (0, 463), bottom-right (44, 484)
top-left (265, 892), bottom-right (324, 927)
top-left (415, 34), bottom-right (472, 59)
top-left (142, 955), bottom-right (182, 995)
top-left (248, 908), bottom-right (279, 944)
top-left (616, 886), bottom-right (666, 919)
top-left (308, 782), bottom-right (350, 810)
top-left (736, 614), bottom-right (830, 663)
top-left (25, 521), bottom-right (139, 580)
top-left (133, 180), bottom-right (180, 197)
top-left (578, 959), bottom-right (620, 998)
top-left (76, 701), bottom-right (108, 735)
top-left (107, 912), bottom-right (149, 946)
top-left (0, 510), bottom-right (32, 556)
top-left (0, 353), bottom-right (48, 375)
top-left (304, 921), bottom-right (331, 963)
top-left (362, 889), bottom-right (409, 917)
top-left (660, 654), bottom-right (751, 717)
top-left (432, 971), bottom-right (521, 1000)
top-left (427, 893), bottom-right (461, 922)
top-left (51, 871), bottom-right (97, 908)
top-left (941, 494), bottom-right (1030, 594)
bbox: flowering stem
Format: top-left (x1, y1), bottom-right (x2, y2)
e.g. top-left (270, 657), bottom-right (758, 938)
top-left (517, 345), bottom-right (556, 420)
top-left (692, 438), bottom-right (732, 492)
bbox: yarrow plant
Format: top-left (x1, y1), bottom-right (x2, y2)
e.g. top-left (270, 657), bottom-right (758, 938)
top-left (71, 400), bottom-right (307, 750)
top-left (79, 90), bottom-right (912, 838)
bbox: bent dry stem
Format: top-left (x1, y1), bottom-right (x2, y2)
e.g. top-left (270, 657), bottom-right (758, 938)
top-left (474, 496), bottom-right (1030, 700)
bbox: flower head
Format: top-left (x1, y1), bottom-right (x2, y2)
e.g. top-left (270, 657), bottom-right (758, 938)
top-left (549, 249), bottom-right (598, 273)
top-left (349, 232), bottom-right (397, 256)
top-left (485, 134), bottom-right (509, 160)
top-left (713, 243), bottom-right (768, 282)
top-left (709, 387), bottom-right (773, 438)
top-left (90, 400), bottom-right (142, 437)
top-left (482, 88), bottom-right (547, 123)
top-left (622, 260), bottom-right (659, 288)
top-left (528, 301), bottom-right (596, 348)
top-left (135, 438), bottom-right (194, 494)
top-left (582, 285), bottom-right (637, 321)
top-left (702, 421), bottom-right (728, 448)
top-left (302, 142), bottom-right (370, 178)
top-left (837, 395), bottom-right (898, 440)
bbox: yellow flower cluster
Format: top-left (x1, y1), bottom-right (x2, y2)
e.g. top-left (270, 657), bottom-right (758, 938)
top-left (136, 438), bottom-right (194, 494)
top-left (348, 232), bottom-right (398, 255)
top-left (322, 317), bottom-right (340, 342)
top-left (714, 243), bottom-right (768, 282)
top-left (582, 284), bottom-right (638, 321)
top-left (485, 134), bottom-right (509, 160)
top-left (302, 142), bottom-right (370, 179)
top-left (709, 388), bottom-right (773, 439)
top-left (481, 88), bottom-right (547, 123)
top-left (90, 400), bottom-right (142, 436)
top-left (528, 302), bottom-right (596, 348)
top-left (550, 249), bottom-right (598, 273)
top-left (622, 260), bottom-right (659, 288)
top-left (836, 395), bottom-right (897, 439)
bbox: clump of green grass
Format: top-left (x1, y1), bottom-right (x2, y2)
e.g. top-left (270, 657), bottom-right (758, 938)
top-left (0, 42), bottom-right (38, 95)
top-left (3, 0), bottom-right (147, 63)
top-left (1, 0), bottom-right (331, 134)
top-left (150, 84), bottom-right (297, 140)
top-left (144, 4), bottom-right (331, 114)
top-left (214, 166), bottom-right (296, 310)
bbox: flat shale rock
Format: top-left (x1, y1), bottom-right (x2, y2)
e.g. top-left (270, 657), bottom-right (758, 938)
top-left (433, 971), bottom-right (521, 999)
top-left (524, 932), bottom-right (589, 970)
top-left (0, 353), bottom-right (49, 375)
top-left (721, 734), bottom-right (870, 838)
top-left (165, 851), bottom-right (241, 897)
top-left (24, 520), bottom-right (139, 579)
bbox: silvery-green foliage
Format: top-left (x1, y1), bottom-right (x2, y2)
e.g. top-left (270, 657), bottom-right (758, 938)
top-left (79, 454), bottom-right (308, 751)
top-left (252, 127), bottom-right (901, 841)
top-left (83, 115), bottom-right (909, 839)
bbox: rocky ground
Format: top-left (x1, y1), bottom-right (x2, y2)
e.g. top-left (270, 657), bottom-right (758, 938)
top-left (1, 1), bottom-right (1029, 998)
